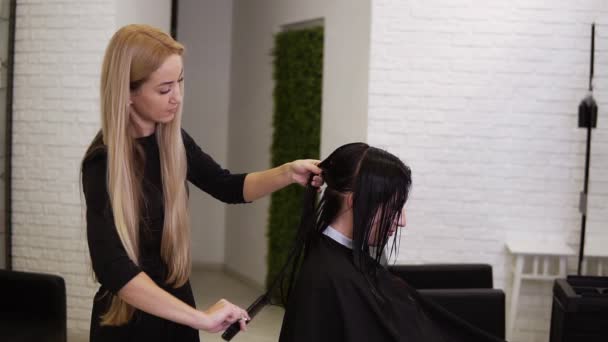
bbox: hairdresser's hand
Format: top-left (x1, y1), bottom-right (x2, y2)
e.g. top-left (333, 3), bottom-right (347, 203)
top-left (288, 159), bottom-right (323, 188)
top-left (197, 299), bottom-right (250, 333)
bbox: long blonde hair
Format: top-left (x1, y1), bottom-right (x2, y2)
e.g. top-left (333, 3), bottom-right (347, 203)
top-left (82, 24), bottom-right (190, 326)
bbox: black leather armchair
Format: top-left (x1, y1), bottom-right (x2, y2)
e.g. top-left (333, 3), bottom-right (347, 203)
top-left (388, 264), bottom-right (505, 339)
top-left (0, 269), bottom-right (67, 342)
top-left (388, 263), bottom-right (494, 289)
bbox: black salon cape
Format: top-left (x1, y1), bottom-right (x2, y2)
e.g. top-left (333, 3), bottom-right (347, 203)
top-left (279, 235), bottom-right (506, 342)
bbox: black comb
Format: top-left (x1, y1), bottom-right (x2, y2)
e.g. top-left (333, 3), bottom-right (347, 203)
top-left (221, 294), bottom-right (269, 341)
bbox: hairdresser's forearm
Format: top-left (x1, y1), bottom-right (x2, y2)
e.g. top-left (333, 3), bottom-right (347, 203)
top-left (118, 272), bottom-right (203, 328)
top-left (243, 163), bottom-right (293, 202)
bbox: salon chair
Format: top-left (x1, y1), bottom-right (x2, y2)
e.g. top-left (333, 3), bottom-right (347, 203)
top-left (388, 264), bottom-right (505, 339)
top-left (388, 263), bottom-right (493, 289)
top-left (0, 269), bottom-right (67, 342)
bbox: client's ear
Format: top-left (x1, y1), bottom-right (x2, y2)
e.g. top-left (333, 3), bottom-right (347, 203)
top-left (346, 193), bottom-right (354, 209)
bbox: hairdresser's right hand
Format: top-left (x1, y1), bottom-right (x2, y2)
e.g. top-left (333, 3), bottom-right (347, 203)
top-left (196, 298), bottom-right (250, 333)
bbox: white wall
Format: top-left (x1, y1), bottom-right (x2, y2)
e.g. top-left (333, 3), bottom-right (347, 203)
top-left (12, 0), bottom-right (172, 337)
top-left (178, 0), bottom-right (233, 266)
top-left (13, 0), bottom-right (117, 336)
top-left (226, 0), bottom-right (371, 286)
top-left (369, 1), bottom-right (608, 342)
top-left (116, 0), bottom-right (171, 33)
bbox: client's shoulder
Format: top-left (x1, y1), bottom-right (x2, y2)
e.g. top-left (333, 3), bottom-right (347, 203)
top-left (306, 236), bottom-right (364, 283)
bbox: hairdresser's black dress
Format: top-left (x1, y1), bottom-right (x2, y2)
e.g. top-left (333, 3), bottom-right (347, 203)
top-left (279, 231), bottom-right (506, 342)
top-left (82, 130), bottom-right (247, 342)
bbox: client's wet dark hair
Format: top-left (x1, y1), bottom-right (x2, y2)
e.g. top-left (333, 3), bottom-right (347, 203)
top-left (269, 142), bottom-right (412, 306)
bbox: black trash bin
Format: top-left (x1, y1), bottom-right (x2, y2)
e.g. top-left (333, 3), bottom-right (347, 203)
top-left (549, 276), bottom-right (608, 342)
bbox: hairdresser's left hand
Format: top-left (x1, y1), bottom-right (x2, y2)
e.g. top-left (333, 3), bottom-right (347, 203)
top-left (288, 159), bottom-right (323, 188)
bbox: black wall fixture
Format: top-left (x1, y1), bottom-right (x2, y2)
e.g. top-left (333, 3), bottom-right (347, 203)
top-left (2, 0), bottom-right (16, 270)
top-left (170, 0), bottom-right (179, 39)
top-left (576, 23), bottom-right (598, 276)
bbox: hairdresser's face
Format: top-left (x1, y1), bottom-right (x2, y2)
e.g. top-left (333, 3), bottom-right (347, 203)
top-left (368, 207), bottom-right (406, 246)
top-left (130, 54), bottom-right (184, 135)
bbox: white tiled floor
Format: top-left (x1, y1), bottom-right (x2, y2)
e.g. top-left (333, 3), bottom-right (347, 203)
top-left (191, 269), bottom-right (284, 342)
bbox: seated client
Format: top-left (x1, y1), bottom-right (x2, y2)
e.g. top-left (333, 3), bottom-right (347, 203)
top-left (277, 143), bottom-right (506, 342)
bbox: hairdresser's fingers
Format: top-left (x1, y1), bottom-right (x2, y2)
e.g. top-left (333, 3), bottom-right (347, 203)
top-left (239, 317), bottom-right (248, 331)
top-left (311, 175), bottom-right (324, 187)
top-left (290, 160), bottom-right (322, 186)
top-left (299, 159), bottom-right (322, 174)
top-left (226, 304), bottom-right (244, 323)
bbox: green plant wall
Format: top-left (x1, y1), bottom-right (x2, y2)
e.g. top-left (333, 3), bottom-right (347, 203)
top-left (266, 26), bottom-right (323, 297)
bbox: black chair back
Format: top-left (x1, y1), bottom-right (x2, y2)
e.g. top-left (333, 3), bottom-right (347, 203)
top-left (0, 269), bottom-right (67, 342)
top-left (388, 263), bottom-right (494, 289)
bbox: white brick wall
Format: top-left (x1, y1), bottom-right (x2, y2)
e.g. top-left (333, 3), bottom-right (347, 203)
top-left (370, 1), bottom-right (608, 342)
top-left (12, 0), bottom-right (116, 337)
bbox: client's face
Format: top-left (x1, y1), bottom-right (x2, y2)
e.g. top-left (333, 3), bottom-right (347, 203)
top-left (368, 207), bottom-right (406, 246)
